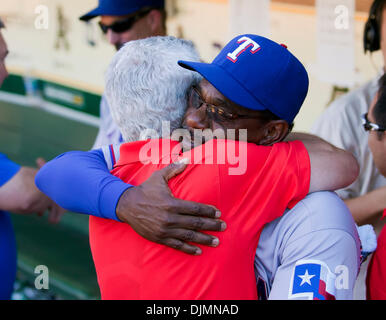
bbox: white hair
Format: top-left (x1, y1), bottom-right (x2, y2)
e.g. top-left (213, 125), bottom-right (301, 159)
top-left (105, 36), bottom-right (202, 142)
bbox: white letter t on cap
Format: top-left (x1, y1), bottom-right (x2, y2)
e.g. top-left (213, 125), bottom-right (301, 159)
top-left (227, 36), bottom-right (261, 63)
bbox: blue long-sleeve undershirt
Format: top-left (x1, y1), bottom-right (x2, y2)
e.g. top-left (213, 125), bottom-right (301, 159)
top-left (35, 149), bottom-right (132, 221)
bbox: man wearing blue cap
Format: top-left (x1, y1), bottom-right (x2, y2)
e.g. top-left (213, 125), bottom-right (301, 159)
top-left (37, 34), bottom-right (362, 299)
top-left (178, 34), bottom-right (363, 300)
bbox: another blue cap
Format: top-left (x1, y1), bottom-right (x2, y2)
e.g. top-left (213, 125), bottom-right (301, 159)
top-left (178, 34), bottom-right (309, 123)
top-left (79, 0), bottom-right (165, 21)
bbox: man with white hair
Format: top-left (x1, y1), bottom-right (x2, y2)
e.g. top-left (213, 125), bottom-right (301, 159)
top-left (80, 0), bottom-right (168, 148)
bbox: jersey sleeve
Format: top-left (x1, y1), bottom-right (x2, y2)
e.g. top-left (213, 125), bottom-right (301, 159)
top-left (0, 153), bottom-right (21, 187)
top-left (35, 148), bottom-right (131, 221)
top-left (219, 139), bottom-right (310, 225)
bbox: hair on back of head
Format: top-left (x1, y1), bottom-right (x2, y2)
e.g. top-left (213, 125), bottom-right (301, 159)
top-left (105, 36), bottom-right (202, 142)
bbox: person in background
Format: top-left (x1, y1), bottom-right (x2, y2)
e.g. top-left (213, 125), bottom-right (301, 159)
top-left (79, 0), bottom-right (167, 148)
top-left (311, 0), bottom-right (386, 227)
top-left (310, 0), bottom-right (386, 298)
top-left (0, 18), bottom-right (64, 300)
top-left (365, 73), bottom-right (386, 300)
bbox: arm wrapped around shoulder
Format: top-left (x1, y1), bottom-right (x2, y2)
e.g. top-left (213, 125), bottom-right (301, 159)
top-left (285, 132), bottom-right (359, 193)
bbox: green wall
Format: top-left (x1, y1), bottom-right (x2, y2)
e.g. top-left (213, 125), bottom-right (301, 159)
top-left (0, 73), bottom-right (101, 299)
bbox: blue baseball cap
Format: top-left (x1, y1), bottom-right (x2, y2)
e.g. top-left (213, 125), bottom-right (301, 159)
top-left (80, 0), bottom-right (165, 21)
top-left (178, 34), bottom-right (309, 124)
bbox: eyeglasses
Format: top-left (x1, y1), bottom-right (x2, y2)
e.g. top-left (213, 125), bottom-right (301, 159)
top-left (98, 8), bottom-right (153, 34)
top-left (361, 113), bottom-right (386, 132)
top-left (188, 86), bottom-right (259, 121)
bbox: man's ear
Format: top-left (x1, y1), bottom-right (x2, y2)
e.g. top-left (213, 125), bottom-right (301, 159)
top-left (146, 9), bottom-right (163, 34)
top-left (259, 120), bottom-right (289, 146)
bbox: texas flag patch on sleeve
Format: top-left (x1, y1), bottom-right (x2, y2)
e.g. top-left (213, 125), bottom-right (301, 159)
top-left (288, 260), bottom-right (336, 300)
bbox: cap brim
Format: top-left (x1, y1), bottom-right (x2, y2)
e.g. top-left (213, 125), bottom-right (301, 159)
top-left (178, 60), bottom-right (266, 112)
top-left (79, 7), bottom-right (102, 21)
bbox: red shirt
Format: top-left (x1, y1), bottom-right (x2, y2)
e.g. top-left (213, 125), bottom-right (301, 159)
top-left (89, 139), bottom-right (310, 299)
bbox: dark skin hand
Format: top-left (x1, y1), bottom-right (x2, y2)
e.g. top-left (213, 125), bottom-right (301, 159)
top-left (116, 160), bottom-right (227, 255)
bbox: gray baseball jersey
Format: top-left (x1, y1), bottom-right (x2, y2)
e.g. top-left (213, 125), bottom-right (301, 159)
top-left (254, 191), bottom-right (361, 300)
